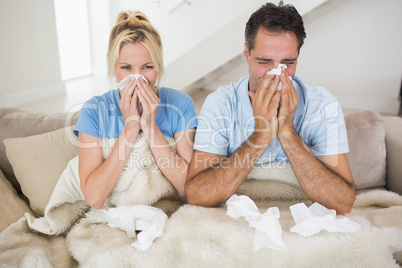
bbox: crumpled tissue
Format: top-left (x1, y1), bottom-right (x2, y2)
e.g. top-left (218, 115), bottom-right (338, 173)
top-left (116, 74), bottom-right (149, 115)
top-left (226, 194), bottom-right (287, 251)
top-left (104, 205), bottom-right (168, 251)
top-left (117, 74), bottom-right (149, 90)
top-left (289, 202), bottom-right (360, 237)
top-left (266, 64), bottom-right (292, 91)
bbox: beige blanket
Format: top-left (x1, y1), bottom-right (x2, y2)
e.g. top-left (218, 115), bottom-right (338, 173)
top-left (1, 134), bottom-right (402, 267)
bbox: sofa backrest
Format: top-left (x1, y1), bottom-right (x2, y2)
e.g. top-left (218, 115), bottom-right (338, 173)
top-left (0, 107), bottom-right (393, 195)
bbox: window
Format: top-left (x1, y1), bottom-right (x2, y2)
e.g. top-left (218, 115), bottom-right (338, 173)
top-left (54, 0), bottom-right (92, 80)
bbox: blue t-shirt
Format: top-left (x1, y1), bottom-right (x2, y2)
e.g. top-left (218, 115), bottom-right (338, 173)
top-left (74, 87), bottom-right (198, 138)
top-left (194, 76), bottom-right (349, 163)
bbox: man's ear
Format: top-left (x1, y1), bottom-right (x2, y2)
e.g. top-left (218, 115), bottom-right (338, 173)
top-left (244, 43), bottom-right (250, 64)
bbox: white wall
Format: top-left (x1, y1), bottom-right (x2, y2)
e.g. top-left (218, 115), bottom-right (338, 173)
top-left (159, 0), bottom-right (329, 91)
top-left (160, 0), bottom-right (267, 66)
top-left (0, 0), bottom-right (65, 107)
top-left (202, 0), bottom-right (401, 115)
top-left (297, 0), bottom-right (402, 114)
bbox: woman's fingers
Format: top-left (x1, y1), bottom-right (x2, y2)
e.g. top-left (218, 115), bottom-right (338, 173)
top-left (138, 78), bottom-right (159, 103)
top-left (121, 77), bottom-right (136, 99)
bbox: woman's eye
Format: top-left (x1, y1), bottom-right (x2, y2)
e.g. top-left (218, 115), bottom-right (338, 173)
top-left (144, 65), bottom-right (154, 70)
top-left (121, 66), bottom-right (130, 70)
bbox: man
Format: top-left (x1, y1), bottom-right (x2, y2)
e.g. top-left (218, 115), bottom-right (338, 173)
top-left (185, 1), bottom-right (356, 215)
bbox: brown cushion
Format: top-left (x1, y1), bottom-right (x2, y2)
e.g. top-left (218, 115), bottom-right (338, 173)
top-left (345, 110), bottom-right (386, 190)
top-left (0, 169), bottom-right (34, 232)
top-left (4, 126), bottom-right (79, 216)
top-left (0, 108), bottom-right (79, 194)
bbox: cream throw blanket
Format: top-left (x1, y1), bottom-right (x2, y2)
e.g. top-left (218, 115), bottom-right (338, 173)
top-left (1, 133), bottom-right (402, 267)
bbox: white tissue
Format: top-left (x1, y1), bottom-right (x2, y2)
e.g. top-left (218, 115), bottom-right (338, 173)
top-left (289, 202), bottom-right (360, 237)
top-left (117, 74), bottom-right (148, 90)
top-left (267, 64), bottom-right (288, 76)
top-left (104, 205), bottom-right (167, 251)
top-left (266, 64), bottom-right (292, 91)
top-left (116, 74), bottom-right (149, 115)
top-left (226, 194), bottom-right (287, 251)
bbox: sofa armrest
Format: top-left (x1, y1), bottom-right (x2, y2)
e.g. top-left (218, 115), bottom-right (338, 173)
top-left (383, 116), bottom-right (402, 195)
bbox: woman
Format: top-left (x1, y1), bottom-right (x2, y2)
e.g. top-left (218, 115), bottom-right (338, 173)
top-left (73, 11), bottom-right (197, 209)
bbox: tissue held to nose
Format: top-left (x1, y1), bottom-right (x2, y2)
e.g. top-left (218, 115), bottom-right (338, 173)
top-left (116, 74), bottom-right (149, 116)
top-left (117, 74), bottom-right (149, 90)
top-left (266, 64), bottom-right (292, 91)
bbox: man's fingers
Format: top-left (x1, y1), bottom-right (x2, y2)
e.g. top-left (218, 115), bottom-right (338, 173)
top-left (271, 91), bottom-right (282, 109)
top-left (256, 74), bottom-right (275, 96)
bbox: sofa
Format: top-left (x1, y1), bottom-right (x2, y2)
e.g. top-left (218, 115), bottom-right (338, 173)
top-left (0, 107), bottom-right (401, 267)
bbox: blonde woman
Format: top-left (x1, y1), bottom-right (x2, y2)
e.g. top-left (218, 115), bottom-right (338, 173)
top-left (73, 11), bottom-right (197, 209)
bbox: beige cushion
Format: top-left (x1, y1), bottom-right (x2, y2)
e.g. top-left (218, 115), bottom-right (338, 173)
top-left (4, 126), bottom-right (78, 216)
top-left (345, 110), bottom-right (386, 190)
top-left (0, 108), bottom-right (79, 194)
top-left (382, 116), bottom-right (402, 195)
top-left (0, 169), bottom-right (33, 232)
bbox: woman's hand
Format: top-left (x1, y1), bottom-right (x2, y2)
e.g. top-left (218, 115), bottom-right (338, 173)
top-left (118, 77), bottom-right (141, 140)
top-left (137, 77), bottom-right (160, 140)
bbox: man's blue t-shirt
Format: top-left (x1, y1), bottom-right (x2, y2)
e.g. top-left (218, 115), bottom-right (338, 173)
top-left (194, 76), bottom-right (349, 163)
top-left (73, 87), bottom-right (198, 139)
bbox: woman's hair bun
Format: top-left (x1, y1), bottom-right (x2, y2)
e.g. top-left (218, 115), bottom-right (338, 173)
top-left (116, 10), bottom-right (150, 25)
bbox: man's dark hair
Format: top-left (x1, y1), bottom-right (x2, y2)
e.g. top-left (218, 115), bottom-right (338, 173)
top-left (245, 1), bottom-right (306, 54)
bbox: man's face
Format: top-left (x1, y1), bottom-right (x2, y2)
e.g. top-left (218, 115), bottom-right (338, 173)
top-left (244, 28), bottom-right (299, 92)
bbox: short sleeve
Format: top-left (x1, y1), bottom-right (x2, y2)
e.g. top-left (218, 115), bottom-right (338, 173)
top-left (194, 94), bottom-right (230, 156)
top-left (175, 93), bottom-right (198, 133)
top-left (73, 101), bottom-right (102, 138)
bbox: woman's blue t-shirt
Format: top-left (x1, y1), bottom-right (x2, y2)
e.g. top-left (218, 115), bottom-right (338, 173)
top-left (73, 87), bottom-right (198, 139)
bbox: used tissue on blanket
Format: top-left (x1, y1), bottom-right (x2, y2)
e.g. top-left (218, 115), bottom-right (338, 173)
top-left (226, 194), bottom-right (287, 251)
top-left (289, 202), bottom-right (360, 237)
top-left (104, 205), bottom-right (167, 251)
top-left (267, 64), bottom-right (292, 91)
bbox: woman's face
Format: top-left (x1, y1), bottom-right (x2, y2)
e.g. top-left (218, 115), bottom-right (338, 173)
top-left (115, 42), bottom-right (158, 88)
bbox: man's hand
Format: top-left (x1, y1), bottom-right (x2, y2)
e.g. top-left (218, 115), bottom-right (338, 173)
top-left (248, 74), bottom-right (282, 146)
top-left (278, 68), bottom-right (298, 135)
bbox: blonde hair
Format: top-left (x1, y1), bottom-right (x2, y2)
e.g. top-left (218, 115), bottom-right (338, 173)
top-left (107, 11), bottom-right (164, 86)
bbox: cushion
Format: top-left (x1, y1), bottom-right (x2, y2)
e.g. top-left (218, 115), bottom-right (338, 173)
top-left (3, 126), bottom-right (79, 216)
top-left (382, 116), bottom-right (402, 195)
top-left (0, 168), bottom-right (33, 232)
top-left (0, 108), bottom-right (79, 194)
top-left (345, 110), bottom-right (386, 190)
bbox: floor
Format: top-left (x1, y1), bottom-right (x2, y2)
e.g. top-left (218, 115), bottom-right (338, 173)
top-left (16, 75), bottom-right (401, 117)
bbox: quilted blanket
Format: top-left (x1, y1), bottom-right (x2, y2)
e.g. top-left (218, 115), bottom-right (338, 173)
top-left (0, 134), bottom-right (402, 267)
